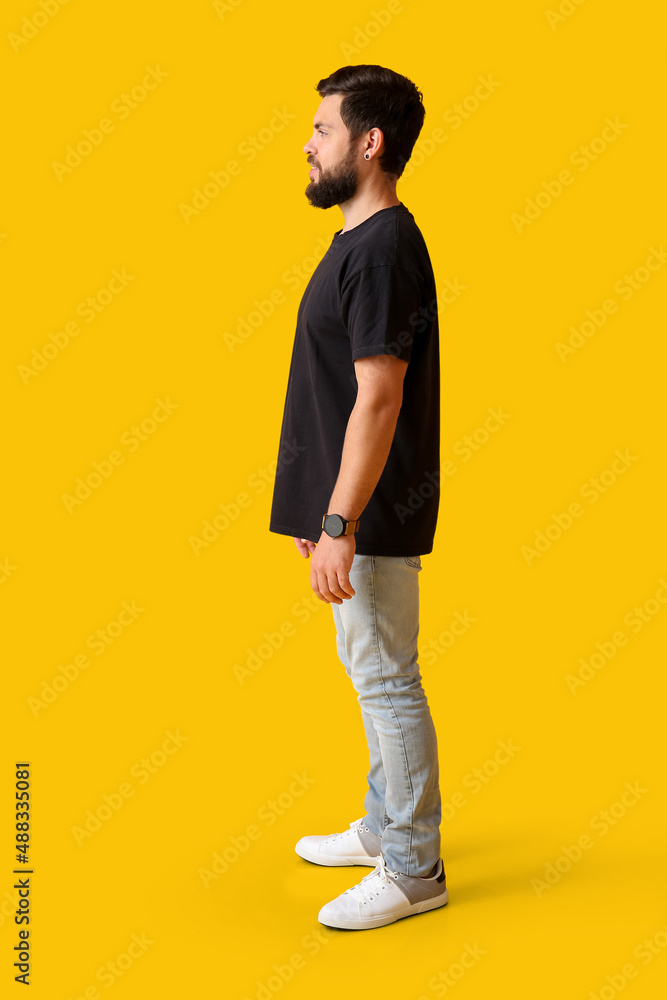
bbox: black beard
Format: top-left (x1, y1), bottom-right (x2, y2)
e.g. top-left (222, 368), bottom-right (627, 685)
top-left (305, 142), bottom-right (360, 209)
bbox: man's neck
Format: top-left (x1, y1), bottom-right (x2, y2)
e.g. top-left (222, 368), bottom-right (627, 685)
top-left (339, 189), bottom-right (401, 235)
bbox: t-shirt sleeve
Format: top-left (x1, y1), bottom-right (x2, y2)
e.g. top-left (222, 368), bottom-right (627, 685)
top-left (340, 264), bottom-right (425, 364)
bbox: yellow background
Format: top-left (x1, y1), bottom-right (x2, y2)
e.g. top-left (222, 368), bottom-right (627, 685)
top-left (2, 0), bottom-right (666, 996)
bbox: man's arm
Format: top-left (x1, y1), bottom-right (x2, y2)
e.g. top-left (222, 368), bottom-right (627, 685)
top-left (307, 353), bottom-right (408, 604)
top-left (328, 354), bottom-right (407, 519)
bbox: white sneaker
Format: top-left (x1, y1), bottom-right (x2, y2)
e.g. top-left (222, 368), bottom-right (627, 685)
top-left (318, 854), bottom-right (448, 929)
top-left (295, 817), bottom-right (382, 867)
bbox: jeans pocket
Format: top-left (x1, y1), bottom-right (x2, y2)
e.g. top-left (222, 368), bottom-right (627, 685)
top-left (404, 555), bottom-right (421, 569)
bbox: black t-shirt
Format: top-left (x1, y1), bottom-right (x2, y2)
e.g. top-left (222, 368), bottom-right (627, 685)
top-left (269, 202), bottom-right (440, 556)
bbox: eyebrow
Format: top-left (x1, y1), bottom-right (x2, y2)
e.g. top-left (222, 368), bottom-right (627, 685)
top-left (313, 120), bottom-right (336, 129)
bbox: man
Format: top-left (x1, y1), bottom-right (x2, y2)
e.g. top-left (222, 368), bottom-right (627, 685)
top-left (269, 64), bottom-right (446, 930)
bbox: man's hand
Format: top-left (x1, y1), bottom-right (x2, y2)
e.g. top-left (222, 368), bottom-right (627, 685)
top-left (309, 532), bottom-right (356, 604)
top-left (293, 536), bottom-right (317, 558)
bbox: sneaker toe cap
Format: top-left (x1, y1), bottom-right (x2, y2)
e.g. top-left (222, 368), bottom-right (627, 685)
top-left (295, 835), bottom-right (323, 855)
top-left (318, 894), bottom-right (361, 924)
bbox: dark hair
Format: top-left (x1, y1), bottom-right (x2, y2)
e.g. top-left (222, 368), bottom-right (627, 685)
top-left (315, 64), bottom-right (425, 178)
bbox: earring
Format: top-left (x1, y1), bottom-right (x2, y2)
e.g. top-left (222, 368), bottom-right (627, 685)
top-left (365, 153), bottom-right (370, 159)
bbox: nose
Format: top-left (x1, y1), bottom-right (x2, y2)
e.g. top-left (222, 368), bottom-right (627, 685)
top-left (303, 135), bottom-right (316, 155)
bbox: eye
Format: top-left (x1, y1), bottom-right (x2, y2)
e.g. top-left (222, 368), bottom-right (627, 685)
top-left (318, 130), bottom-right (327, 136)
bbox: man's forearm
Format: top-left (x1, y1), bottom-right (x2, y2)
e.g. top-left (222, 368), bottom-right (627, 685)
top-left (326, 397), bottom-right (402, 520)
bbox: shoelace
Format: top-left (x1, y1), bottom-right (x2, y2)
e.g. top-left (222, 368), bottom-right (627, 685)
top-left (324, 817), bottom-right (366, 844)
top-left (344, 855), bottom-right (401, 905)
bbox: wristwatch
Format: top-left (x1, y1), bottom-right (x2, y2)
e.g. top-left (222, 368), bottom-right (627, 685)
top-left (322, 513), bottom-right (361, 538)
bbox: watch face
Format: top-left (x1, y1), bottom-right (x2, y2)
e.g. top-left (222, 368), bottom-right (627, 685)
top-left (325, 514), bottom-right (344, 537)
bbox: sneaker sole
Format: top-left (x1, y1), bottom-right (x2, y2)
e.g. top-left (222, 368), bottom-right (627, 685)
top-left (295, 843), bottom-right (378, 867)
top-left (318, 890), bottom-right (449, 929)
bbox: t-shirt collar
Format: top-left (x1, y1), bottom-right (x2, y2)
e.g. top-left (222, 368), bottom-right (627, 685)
top-left (332, 202), bottom-right (406, 241)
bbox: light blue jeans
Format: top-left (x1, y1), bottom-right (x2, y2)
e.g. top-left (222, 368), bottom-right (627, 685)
top-left (330, 553), bottom-right (441, 876)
